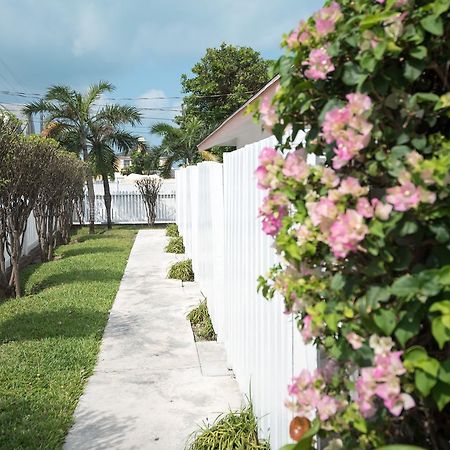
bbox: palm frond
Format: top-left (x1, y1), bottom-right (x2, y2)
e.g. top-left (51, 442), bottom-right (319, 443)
top-left (94, 104), bottom-right (142, 126)
top-left (84, 81), bottom-right (115, 108)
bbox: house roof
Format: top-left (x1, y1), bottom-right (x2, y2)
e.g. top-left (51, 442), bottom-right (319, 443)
top-left (197, 75), bottom-right (280, 151)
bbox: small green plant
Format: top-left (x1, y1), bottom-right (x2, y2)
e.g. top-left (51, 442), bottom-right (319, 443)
top-left (187, 299), bottom-right (216, 341)
top-left (165, 236), bottom-right (185, 254)
top-left (166, 223), bottom-right (179, 237)
top-left (168, 259), bottom-right (194, 282)
top-left (186, 404), bottom-right (270, 450)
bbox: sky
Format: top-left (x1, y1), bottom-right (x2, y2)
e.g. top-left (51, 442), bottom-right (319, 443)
top-left (0, 0), bottom-right (324, 144)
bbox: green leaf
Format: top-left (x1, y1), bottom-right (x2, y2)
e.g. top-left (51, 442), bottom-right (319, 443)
top-left (325, 313), bottom-right (340, 332)
top-left (438, 359), bottom-right (450, 384)
top-left (399, 221), bottom-right (418, 236)
top-left (432, 380), bottom-right (450, 411)
top-left (430, 300), bottom-right (450, 314)
top-left (342, 62), bottom-right (364, 86)
top-left (360, 53), bottom-right (377, 72)
top-left (432, 0), bottom-right (450, 15)
top-left (395, 308), bottom-right (422, 347)
top-left (404, 59), bottom-right (425, 82)
top-left (420, 15), bottom-right (444, 36)
top-left (331, 273), bottom-right (345, 291)
top-left (391, 275), bottom-right (420, 297)
top-left (410, 46), bottom-right (427, 60)
top-left (374, 309), bottom-right (397, 335)
top-left (280, 445), bottom-right (296, 450)
top-left (416, 369), bottom-right (437, 396)
top-left (431, 316), bottom-right (450, 349)
top-left (404, 345), bottom-right (428, 362)
top-left (367, 286), bottom-right (391, 305)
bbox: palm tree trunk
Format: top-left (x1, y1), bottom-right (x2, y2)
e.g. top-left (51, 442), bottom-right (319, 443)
top-left (82, 140), bottom-right (95, 234)
top-left (102, 173), bottom-right (113, 229)
top-left (86, 171), bottom-right (95, 234)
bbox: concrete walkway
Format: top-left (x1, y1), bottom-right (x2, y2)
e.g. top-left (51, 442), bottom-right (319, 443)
top-left (64, 230), bottom-right (241, 450)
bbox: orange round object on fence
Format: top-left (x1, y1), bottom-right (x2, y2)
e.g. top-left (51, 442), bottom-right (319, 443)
top-left (289, 416), bottom-right (311, 442)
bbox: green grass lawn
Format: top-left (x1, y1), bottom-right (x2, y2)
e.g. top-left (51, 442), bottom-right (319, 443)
top-left (0, 226), bottom-right (138, 450)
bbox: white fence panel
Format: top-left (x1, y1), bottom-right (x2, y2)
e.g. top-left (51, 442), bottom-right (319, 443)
top-left (77, 191), bottom-right (176, 224)
top-left (3, 213), bottom-right (39, 269)
top-left (175, 136), bottom-right (317, 449)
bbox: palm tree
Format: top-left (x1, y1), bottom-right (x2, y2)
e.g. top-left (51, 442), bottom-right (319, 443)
top-left (23, 81), bottom-right (136, 233)
top-left (150, 117), bottom-right (215, 177)
top-left (88, 105), bottom-right (141, 228)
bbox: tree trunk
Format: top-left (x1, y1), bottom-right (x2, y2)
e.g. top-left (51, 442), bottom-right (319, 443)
top-left (11, 229), bottom-right (21, 298)
top-left (86, 170), bottom-right (95, 234)
top-left (82, 140), bottom-right (95, 234)
top-left (102, 173), bottom-right (112, 229)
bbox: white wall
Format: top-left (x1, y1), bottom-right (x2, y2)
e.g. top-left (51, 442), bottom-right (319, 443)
top-left (175, 136), bottom-right (317, 449)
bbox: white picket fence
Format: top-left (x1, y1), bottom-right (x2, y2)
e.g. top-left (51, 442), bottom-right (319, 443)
top-left (3, 213), bottom-right (39, 269)
top-left (176, 136), bottom-right (317, 449)
top-left (78, 191), bottom-right (176, 224)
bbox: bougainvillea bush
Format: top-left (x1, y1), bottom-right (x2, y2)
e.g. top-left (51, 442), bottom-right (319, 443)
top-left (255, 0), bottom-right (450, 448)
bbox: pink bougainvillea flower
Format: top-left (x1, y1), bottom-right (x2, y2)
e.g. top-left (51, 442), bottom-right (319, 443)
top-left (282, 151), bottom-right (309, 181)
top-left (259, 96), bottom-right (277, 130)
top-left (356, 197), bottom-right (374, 218)
top-left (371, 198), bottom-right (393, 221)
top-left (346, 332), bottom-right (364, 349)
top-left (316, 395), bottom-right (339, 421)
top-left (304, 48), bottom-right (335, 80)
top-left (306, 197), bottom-right (338, 231)
top-left (338, 177), bottom-right (368, 197)
top-left (296, 225), bottom-right (311, 245)
top-left (286, 20), bottom-right (311, 48)
top-left (328, 209), bottom-right (368, 258)
top-left (255, 165), bottom-right (269, 189)
top-left (386, 181), bottom-right (421, 211)
top-left (259, 193), bottom-right (288, 236)
top-left (346, 93), bottom-right (372, 114)
top-left (300, 314), bottom-right (315, 343)
top-left (314, 2), bottom-right (343, 36)
top-left (258, 146), bottom-right (279, 166)
top-left (321, 167), bottom-right (340, 188)
top-left (418, 187), bottom-right (436, 204)
top-left (389, 393), bottom-right (416, 416)
top-left (322, 94), bottom-right (373, 168)
top-left (322, 107), bottom-right (351, 144)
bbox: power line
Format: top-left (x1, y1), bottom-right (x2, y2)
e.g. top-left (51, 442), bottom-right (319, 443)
top-left (0, 89), bottom-right (257, 101)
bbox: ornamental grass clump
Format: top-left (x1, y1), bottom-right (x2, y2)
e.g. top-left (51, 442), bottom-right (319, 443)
top-left (187, 299), bottom-right (216, 341)
top-left (166, 223), bottom-right (179, 237)
top-left (165, 236), bottom-right (185, 254)
top-left (186, 404), bottom-right (270, 450)
top-left (255, 0), bottom-right (450, 448)
top-left (168, 259), bottom-right (194, 282)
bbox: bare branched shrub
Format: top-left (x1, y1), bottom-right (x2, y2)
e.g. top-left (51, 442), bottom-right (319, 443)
top-left (0, 113), bottom-right (22, 297)
top-left (135, 177), bottom-right (162, 226)
top-left (0, 134), bottom-right (55, 297)
top-left (34, 147), bottom-right (86, 261)
top-left (59, 158), bottom-right (85, 245)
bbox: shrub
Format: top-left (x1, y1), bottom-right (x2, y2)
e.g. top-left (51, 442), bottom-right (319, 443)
top-left (135, 177), bottom-right (162, 226)
top-left (186, 404), bottom-right (270, 450)
top-left (187, 299), bottom-right (216, 341)
top-left (168, 259), bottom-right (194, 282)
top-left (166, 223), bottom-right (179, 237)
top-left (165, 236), bottom-right (185, 254)
top-left (255, 0), bottom-right (450, 448)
